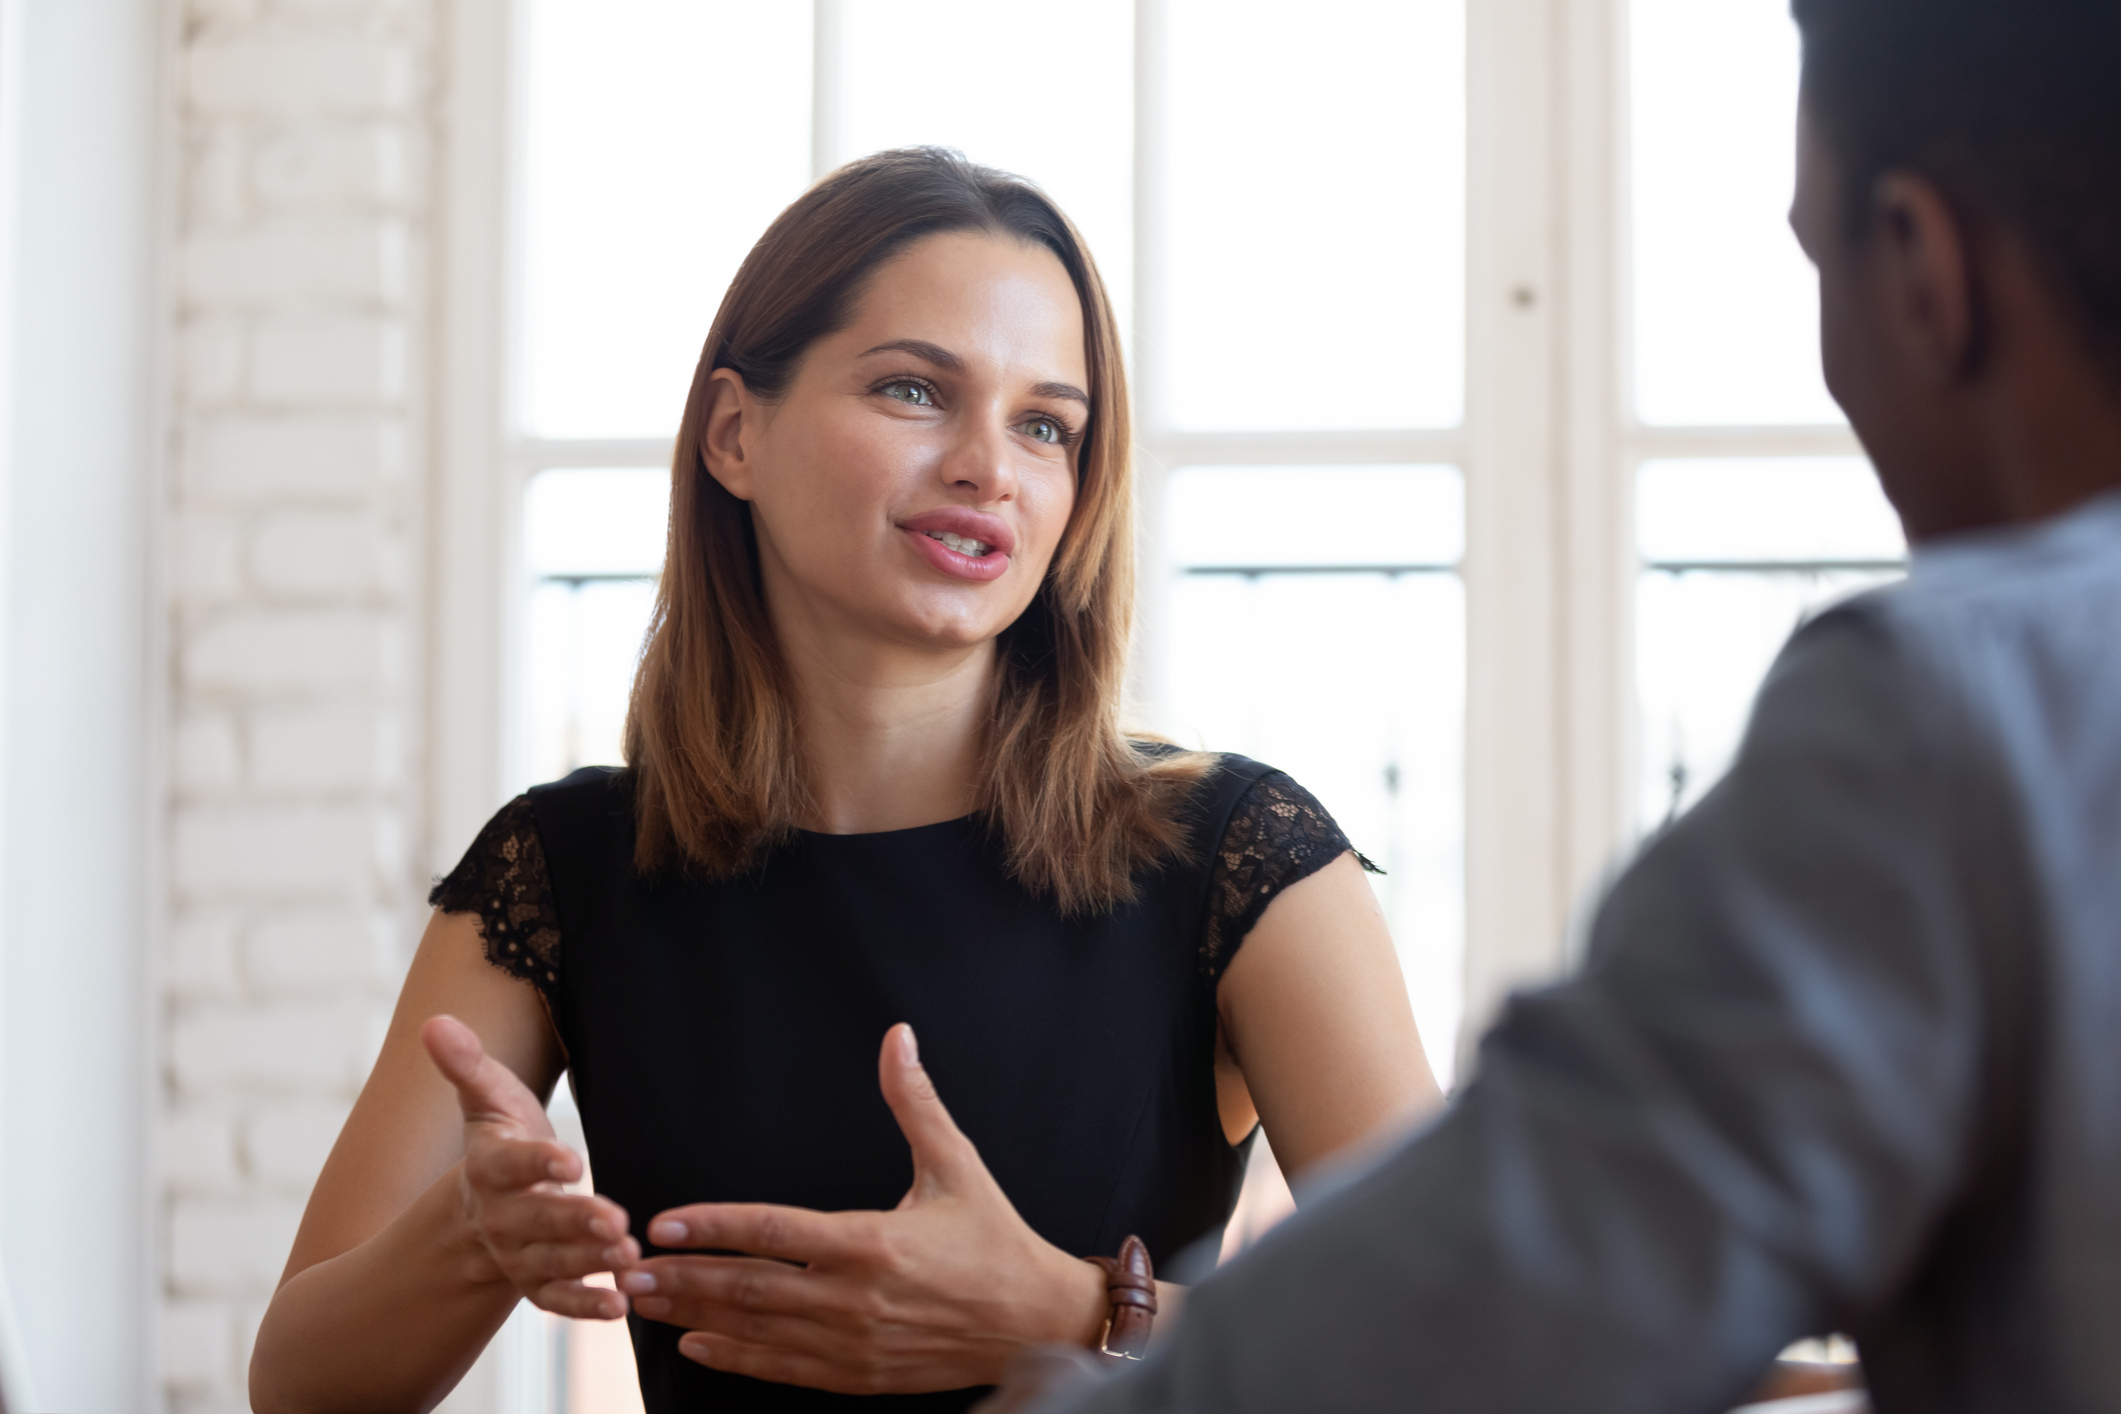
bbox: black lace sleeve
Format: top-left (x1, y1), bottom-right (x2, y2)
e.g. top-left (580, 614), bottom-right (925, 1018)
top-left (429, 795), bottom-right (563, 1002)
top-left (1200, 772), bottom-right (1381, 984)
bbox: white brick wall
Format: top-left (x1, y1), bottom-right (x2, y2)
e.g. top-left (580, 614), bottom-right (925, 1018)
top-left (163, 1), bottom-right (434, 1407)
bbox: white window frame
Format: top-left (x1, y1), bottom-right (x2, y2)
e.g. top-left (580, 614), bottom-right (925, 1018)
top-left (432, 0), bottom-right (1868, 1108)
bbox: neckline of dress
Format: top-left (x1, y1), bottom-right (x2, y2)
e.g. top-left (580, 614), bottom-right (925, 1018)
top-left (794, 813), bottom-right (978, 842)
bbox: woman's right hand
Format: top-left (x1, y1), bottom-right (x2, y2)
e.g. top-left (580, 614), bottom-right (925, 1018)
top-left (421, 1014), bottom-right (638, 1320)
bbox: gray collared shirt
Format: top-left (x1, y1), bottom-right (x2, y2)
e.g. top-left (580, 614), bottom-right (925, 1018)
top-left (1056, 488), bottom-right (2121, 1414)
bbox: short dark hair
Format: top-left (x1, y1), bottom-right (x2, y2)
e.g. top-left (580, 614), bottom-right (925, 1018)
top-left (1793, 0), bottom-right (2121, 376)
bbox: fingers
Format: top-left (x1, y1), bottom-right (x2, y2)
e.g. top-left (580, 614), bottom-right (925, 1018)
top-left (463, 1130), bottom-right (583, 1193)
top-left (626, 1264), bottom-right (844, 1358)
top-left (469, 1183), bottom-right (638, 1299)
top-left (481, 1191), bottom-right (630, 1255)
top-left (645, 1202), bottom-right (861, 1265)
top-left (620, 1255), bottom-right (825, 1325)
top-left (514, 1234), bottom-right (641, 1285)
top-left (422, 1015), bottom-right (549, 1133)
top-left (533, 1277), bottom-right (629, 1322)
top-left (877, 1023), bottom-right (981, 1196)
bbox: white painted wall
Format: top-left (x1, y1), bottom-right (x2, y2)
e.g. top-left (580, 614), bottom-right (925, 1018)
top-left (0, 0), bottom-right (160, 1407)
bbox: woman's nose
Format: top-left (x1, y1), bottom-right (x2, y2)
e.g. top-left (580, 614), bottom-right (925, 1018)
top-left (938, 412), bottom-right (1018, 504)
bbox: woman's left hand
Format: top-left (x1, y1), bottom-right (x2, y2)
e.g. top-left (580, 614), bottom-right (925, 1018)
top-left (619, 1023), bottom-right (1111, 1393)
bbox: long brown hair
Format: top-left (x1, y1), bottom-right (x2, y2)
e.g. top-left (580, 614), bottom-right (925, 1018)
top-left (623, 148), bottom-right (1208, 912)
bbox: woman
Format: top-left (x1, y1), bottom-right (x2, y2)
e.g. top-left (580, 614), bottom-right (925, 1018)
top-left (251, 149), bottom-right (1439, 1412)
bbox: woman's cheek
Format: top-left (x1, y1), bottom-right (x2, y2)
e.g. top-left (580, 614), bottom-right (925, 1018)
top-left (1020, 459), bottom-right (1073, 532)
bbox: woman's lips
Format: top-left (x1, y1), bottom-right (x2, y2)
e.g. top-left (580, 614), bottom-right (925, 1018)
top-left (902, 527), bottom-right (1010, 583)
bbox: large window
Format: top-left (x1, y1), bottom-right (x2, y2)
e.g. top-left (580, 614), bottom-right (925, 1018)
top-left (458, 0), bottom-right (1892, 1406)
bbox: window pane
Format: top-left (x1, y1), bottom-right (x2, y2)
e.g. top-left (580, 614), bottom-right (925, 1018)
top-left (1159, 468), bottom-right (1465, 1084)
top-left (1167, 465), bottom-right (1463, 569)
top-left (1636, 458), bottom-right (1903, 565)
top-left (520, 0), bottom-right (811, 438)
top-left (1162, 0), bottom-right (1465, 432)
top-left (524, 469), bottom-right (669, 785)
top-left (837, 0), bottom-right (1135, 334)
top-left (525, 468), bottom-right (670, 578)
top-left (1635, 458), bottom-right (1906, 825)
top-left (1636, 567), bottom-right (1898, 823)
top-left (1630, 0), bottom-right (1839, 426)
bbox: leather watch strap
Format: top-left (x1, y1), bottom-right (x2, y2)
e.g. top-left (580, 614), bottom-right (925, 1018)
top-left (1087, 1235), bottom-right (1157, 1364)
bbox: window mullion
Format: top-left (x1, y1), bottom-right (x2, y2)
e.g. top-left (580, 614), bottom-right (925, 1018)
top-left (1130, 0), bottom-right (1173, 720)
top-left (1556, 0), bottom-right (1635, 948)
top-left (1460, 0), bottom-right (1569, 1062)
top-left (811, 0), bottom-right (843, 180)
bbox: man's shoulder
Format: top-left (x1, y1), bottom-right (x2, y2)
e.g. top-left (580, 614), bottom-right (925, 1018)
top-left (1798, 490), bottom-right (2110, 644)
top-left (1855, 489), bottom-right (2121, 636)
top-left (1775, 491), bottom-right (2121, 770)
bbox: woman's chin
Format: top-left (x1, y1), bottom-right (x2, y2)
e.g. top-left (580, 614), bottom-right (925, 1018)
top-left (778, 572), bottom-right (1019, 657)
top-left (874, 586), bottom-right (1031, 654)
top-left (875, 610), bottom-right (1015, 658)
top-left (898, 620), bottom-right (1007, 656)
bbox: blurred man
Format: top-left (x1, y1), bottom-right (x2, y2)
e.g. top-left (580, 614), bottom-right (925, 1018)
top-left (1008, 1), bottom-right (2121, 1409)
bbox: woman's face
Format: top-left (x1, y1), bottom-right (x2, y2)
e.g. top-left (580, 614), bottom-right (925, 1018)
top-left (705, 230), bottom-right (1087, 660)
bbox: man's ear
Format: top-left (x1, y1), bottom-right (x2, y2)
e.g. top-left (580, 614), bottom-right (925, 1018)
top-left (1868, 172), bottom-right (1980, 386)
top-left (699, 367), bottom-right (761, 501)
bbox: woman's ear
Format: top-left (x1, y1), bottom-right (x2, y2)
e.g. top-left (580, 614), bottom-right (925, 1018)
top-left (699, 367), bottom-right (760, 502)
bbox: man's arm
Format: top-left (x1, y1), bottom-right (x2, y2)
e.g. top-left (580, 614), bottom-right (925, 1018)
top-left (1053, 607), bottom-right (2011, 1414)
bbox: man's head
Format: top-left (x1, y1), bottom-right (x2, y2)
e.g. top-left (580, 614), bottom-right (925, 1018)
top-left (1789, 0), bottom-right (2121, 539)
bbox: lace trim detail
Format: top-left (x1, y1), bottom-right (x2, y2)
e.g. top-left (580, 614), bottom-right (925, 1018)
top-left (429, 795), bottom-right (562, 1000)
top-left (1200, 772), bottom-right (1380, 984)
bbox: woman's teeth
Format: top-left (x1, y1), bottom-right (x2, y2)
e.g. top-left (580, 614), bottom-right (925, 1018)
top-left (925, 530), bottom-right (993, 557)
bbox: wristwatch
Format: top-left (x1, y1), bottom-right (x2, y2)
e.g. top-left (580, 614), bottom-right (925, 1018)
top-left (1087, 1235), bottom-right (1157, 1365)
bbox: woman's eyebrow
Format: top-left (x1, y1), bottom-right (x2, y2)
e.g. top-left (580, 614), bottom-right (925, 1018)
top-left (1030, 380), bottom-right (1090, 407)
top-left (858, 339), bottom-right (1090, 407)
top-left (858, 338), bottom-right (964, 370)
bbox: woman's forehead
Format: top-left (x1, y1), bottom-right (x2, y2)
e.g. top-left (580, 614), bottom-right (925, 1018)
top-left (836, 232), bottom-right (1088, 383)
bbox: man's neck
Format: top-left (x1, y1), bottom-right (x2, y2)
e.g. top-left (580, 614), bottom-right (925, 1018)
top-left (1954, 246), bottom-right (2121, 534)
top-left (1982, 376), bottom-right (2121, 530)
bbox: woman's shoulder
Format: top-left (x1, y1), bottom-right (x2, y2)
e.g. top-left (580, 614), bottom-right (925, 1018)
top-left (523, 765), bottom-right (637, 858)
top-left (526, 763), bottom-right (634, 812)
top-left (429, 793), bottom-right (565, 999)
top-left (1144, 748), bottom-right (1378, 983)
top-left (426, 768), bottom-right (635, 1001)
top-left (1127, 736), bottom-right (1271, 788)
top-left (1126, 739), bottom-right (1284, 831)
top-left (1164, 749), bottom-right (1356, 872)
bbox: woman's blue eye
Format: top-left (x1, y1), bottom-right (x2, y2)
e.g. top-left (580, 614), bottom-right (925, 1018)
top-left (1023, 417), bottom-right (1062, 444)
top-left (882, 380), bottom-right (932, 406)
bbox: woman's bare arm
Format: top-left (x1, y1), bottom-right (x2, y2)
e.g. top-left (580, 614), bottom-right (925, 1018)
top-left (1215, 851), bottom-right (1442, 1180)
top-left (249, 909), bottom-right (623, 1414)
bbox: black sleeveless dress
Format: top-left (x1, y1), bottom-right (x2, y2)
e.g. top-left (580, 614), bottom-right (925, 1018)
top-left (432, 753), bottom-right (1370, 1412)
